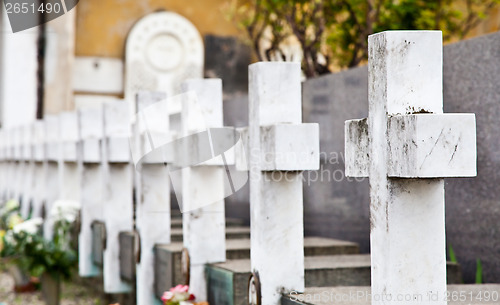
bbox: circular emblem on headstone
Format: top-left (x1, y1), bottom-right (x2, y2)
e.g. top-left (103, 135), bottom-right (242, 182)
top-left (146, 34), bottom-right (184, 72)
top-left (248, 272), bottom-right (261, 305)
top-left (125, 11), bottom-right (204, 116)
top-left (181, 247), bottom-right (190, 285)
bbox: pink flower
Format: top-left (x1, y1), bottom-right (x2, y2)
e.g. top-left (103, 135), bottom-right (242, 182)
top-left (161, 285), bottom-right (196, 304)
top-left (171, 285), bottom-right (189, 293)
top-left (161, 291), bottom-right (174, 302)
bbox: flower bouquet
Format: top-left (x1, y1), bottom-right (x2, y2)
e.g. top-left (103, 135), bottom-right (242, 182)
top-left (161, 285), bottom-right (208, 305)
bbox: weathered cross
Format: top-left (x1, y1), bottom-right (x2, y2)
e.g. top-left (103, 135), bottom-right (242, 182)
top-left (176, 79), bottom-right (228, 300)
top-left (59, 112), bottom-right (81, 202)
top-left (345, 31), bottom-right (476, 305)
top-left (248, 62), bottom-right (319, 305)
top-left (134, 91), bottom-right (173, 305)
top-left (19, 125), bottom-right (34, 219)
top-left (11, 127), bottom-right (24, 208)
top-left (102, 101), bottom-right (134, 293)
top-left (43, 115), bottom-right (61, 239)
top-left (78, 105), bottom-right (105, 277)
top-left (32, 120), bottom-right (46, 219)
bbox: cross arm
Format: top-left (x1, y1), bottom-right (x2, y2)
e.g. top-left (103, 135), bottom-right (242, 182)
top-left (345, 113), bottom-right (477, 178)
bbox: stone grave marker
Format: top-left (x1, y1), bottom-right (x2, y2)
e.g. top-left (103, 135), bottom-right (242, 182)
top-left (125, 11), bottom-right (204, 118)
top-left (59, 112), bottom-right (81, 202)
top-left (345, 31), bottom-right (476, 305)
top-left (133, 91), bottom-right (172, 305)
top-left (78, 105), bottom-right (104, 277)
top-left (0, 131), bottom-right (6, 201)
top-left (43, 115), bottom-right (61, 239)
top-left (247, 62), bottom-right (319, 305)
top-left (101, 101), bottom-right (134, 293)
top-left (32, 120), bottom-right (47, 218)
top-left (176, 79), bottom-right (228, 301)
top-left (11, 127), bottom-right (23, 204)
top-left (4, 130), bottom-right (15, 200)
top-left (20, 125), bottom-right (34, 218)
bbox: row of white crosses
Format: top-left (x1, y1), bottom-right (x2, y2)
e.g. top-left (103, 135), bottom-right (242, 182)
top-left (126, 10), bottom-right (207, 304)
top-left (241, 31), bottom-right (477, 305)
top-left (132, 79), bottom-right (238, 304)
top-left (75, 101), bottom-right (134, 294)
top-left (0, 9), bottom-right (211, 304)
top-left (0, 101), bottom-right (134, 294)
top-left (0, 126), bottom-right (35, 213)
top-left (134, 91), bottom-right (173, 305)
top-left (0, 114), bottom-right (80, 236)
top-left (0, 30), bottom-right (477, 305)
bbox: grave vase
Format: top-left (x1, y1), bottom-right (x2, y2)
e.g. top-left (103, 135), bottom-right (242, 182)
top-left (8, 265), bottom-right (30, 288)
top-left (41, 273), bottom-right (61, 305)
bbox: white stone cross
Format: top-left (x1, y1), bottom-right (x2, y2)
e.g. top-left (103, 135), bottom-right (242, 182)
top-left (78, 105), bottom-right (105, 277)
top-left (4, 130), bottom-right (16, 201)
top-left (59, 112), bottom-right (81, 202)
top-left (43, 115), bottom-right (61, 239)
top-left (31, 120), bottom-right (47, 219)
top-left (345, 31), bottom-right (476, 305)
top-left (133, 91), bottom-right (172, 305)
top-left (4, 130), bottom-right (15, 201)
top-left (102, 101), bottom-right (134, 293)
top-left (248, 62), bottom-right (319, 305)
top-left (11, 127), bottom-right (23, 204)
top-left (43, 112), bottom-right (81, 239)
top-left (0, 130), bottom-right (7, 201)
top-left (176, 79), bottom-right (228, 301)
top-left (20, 124), bottom-right (34, 219)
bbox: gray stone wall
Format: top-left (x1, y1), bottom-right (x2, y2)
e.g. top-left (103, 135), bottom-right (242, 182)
top-left (443, 32), bottom-right (500, 284)
top-left (302, 66), bottom-right (370, 253)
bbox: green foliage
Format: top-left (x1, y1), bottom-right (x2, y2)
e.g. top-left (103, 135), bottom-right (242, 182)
top-left (476, 258), bottom-right (483, 284)
top-left (448, 244), bottom-right (458, 263)
top-left (1, 219), bottom-right (77, 281)
top-left (227, 0), bottom-right (500, 77)
top-left (0, 199), bottom-right (21, 230)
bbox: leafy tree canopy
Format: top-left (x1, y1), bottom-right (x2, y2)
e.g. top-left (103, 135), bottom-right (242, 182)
top-left (225, 0), bottom-right (500, 77)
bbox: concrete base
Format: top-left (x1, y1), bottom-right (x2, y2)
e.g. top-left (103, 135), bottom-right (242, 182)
top-left (207, 255), bottom-right (462, 305)
top-left (170, 227), bottom-right (251, 242)
top-left (154, 237), bottom-right (358, 300)
top-left (281, 285), bottom-right (500, 305)
top-left (170, 217), bottom-right (244, 229)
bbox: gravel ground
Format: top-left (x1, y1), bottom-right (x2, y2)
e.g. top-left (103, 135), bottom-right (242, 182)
top-left (0, 271), bottom-right (103, 305)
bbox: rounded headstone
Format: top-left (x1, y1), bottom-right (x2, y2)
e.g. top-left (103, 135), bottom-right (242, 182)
top-left (125, 12), bottom-right (204, 119)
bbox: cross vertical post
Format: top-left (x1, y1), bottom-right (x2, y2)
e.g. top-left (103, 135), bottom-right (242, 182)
top-left (102, 101), bottom-right (133, 293)
top-left (248, 62), bottom-right (319, 305)
top-left (78, 105), bottom-right (104, 277)
top-left (134, 91), bottom-right (172, 305)
top-left (178, 79), bottom-right (227, 301)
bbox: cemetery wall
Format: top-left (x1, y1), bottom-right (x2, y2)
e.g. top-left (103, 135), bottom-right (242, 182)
top-left (75, 0), bottom-right (240, 58)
